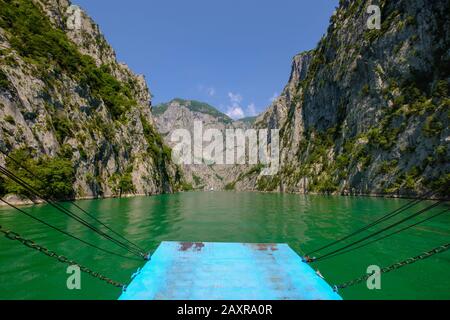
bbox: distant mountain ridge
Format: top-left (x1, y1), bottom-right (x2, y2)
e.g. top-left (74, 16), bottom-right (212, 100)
top-left (2, 0), bottom-right (447, 201)
top-left (0, 0), bottom-right (186, 202)
top-left (153, 98), bottom-right (234, 124)
top-left (152, 98), bottom-right (252, 190)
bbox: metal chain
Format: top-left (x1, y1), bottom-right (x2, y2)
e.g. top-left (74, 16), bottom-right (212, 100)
top-left (335, 243), bottom-right (450, 291)
top-left (0, 225), bottom-right (126, 288)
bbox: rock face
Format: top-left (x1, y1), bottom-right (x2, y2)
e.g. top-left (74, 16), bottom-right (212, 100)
top-left (232, 0), bottom-right (449, 197)
top-left (152, 99), bottom-right (251, 190)
top-left (1, 0), bottom-right (447, 200)
top-left (0, 0), bottom-right (185, 199)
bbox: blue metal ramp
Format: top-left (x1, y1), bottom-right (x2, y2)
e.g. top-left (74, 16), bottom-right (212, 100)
top-left (119, 242), bottom-right (342, 300)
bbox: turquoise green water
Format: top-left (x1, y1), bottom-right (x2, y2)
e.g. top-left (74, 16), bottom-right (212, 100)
top-left (0, 191), bottom-right (448, 300)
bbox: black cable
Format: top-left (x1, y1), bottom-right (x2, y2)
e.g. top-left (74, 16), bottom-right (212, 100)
top-left (0, 198), bottom-right (142, 261)
top-left (0, 148), bottom-right (145, 253)
top-left (0, 166), bottom-right (143, 257)
top-left (0, 166), bottom-right (145, 258)
top-left (70, 201), bottom-right (146, 252)
top-left (316, 208), bottom-right (449, 262)
top-left (334, 243), bottom-right (450, 291)
top-left (312, 201), bottom-right (444, 262)
top-left (305, 190), bottom-right (436, 256)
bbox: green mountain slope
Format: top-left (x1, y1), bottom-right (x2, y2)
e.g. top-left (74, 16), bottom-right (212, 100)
top-left (232, 0), bottom-right (449, 197)
top-left (0, 0), bottom-right (186, 201)
top-left (153, 98), bottom-right (233, 124)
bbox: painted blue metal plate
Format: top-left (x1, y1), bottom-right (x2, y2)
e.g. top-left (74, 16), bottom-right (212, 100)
top-left (119, 241), bottom-right (342, 300)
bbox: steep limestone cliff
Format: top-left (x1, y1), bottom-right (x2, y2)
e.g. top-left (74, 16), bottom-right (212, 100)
top-left (152, 98), bottom-right (250, 190)
top-left (232, 0), bottom-right (449, 197)
top-left (0, 0), bottom-right (185, 200)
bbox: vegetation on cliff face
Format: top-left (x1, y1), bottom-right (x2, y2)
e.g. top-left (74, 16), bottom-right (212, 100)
top-left (3, 148), bottom-right (75, 200)
top-left (0, 69), bottom-right (10, 90)
top-left (1, 0), bottom-right (447, 200)
top-left (0, 0), bottom-right (186, 200)
top-left (108, 165), bottom-right (135, 197)
top-left (231, 0), bottom-right (449, 197)
top-left (0, 0), bottom-right (137, 120)
top-left (153, 98), bottom-right (233, 124)
top-left (140, 114), bottom-right (181, 191)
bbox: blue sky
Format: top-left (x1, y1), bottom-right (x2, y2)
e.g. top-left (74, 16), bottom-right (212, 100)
top-left (73, 0), bottom-right (338, 119)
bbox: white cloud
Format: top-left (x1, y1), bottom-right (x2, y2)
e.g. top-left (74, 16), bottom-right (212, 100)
top-left (198, 84), bottom-right (216, 97)
top-left (269, 92), bottom-right (279, 103)
top-left (225, 92), bottom-right (245, 120)
top-left (226, 106), bottom-right (245, 119)
top-left (224, 92), bottom-right (258, 119)
top-left (228, 92), bottom-right (243, 104)
top-left (246, 103), bottom-right (257, 116)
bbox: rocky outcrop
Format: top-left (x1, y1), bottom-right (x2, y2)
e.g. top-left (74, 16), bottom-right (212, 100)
top-left (152, 99), bottom-right (251, 190)
top-left (2, 0), bottom-right (447, 200)
top-left (0, 0), bottom-right (185, 199)
top-left (232, 0), bottom-right (449, 197)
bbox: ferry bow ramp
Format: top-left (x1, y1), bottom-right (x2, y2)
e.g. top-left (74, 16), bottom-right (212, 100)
top-left (119, 241), bottom-right (342, 300)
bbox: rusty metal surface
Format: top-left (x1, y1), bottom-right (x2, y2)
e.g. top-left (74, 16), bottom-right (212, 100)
top-left (119, 241), bottom-right (342, 300)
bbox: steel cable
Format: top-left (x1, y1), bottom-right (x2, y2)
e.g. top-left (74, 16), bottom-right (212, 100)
top-left (334, 243), bottom-right (450, 291)
top-left (0, 147), bottom-right (146, 254)
top-left (0, 166), bottom-right (145, 258)
top-left (305, 190), bottom-right (436, 256)
top-left (316, 208), bottom-right (449, 262)
top-left (311, 201), bottom-right (444, 262)
top-left (0, 197), bottom-right (143, 261)
top-left (0, 225), bottom-right (127, 288)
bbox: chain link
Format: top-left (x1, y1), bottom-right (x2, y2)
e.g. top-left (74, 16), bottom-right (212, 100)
top-left (335, 243), bottom-right (450, 291)
top-left (4, 221), bottom-right (448, 293)
top-left (0, 225), bottom-right (126, 288)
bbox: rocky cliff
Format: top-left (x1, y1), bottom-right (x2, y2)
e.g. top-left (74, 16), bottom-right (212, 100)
top-left (232, 0), bottom-right (449, 197)
top-left (152, 98), bottom-right (250, 190)
top-left (0, 0), bottom-right (185, 200)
